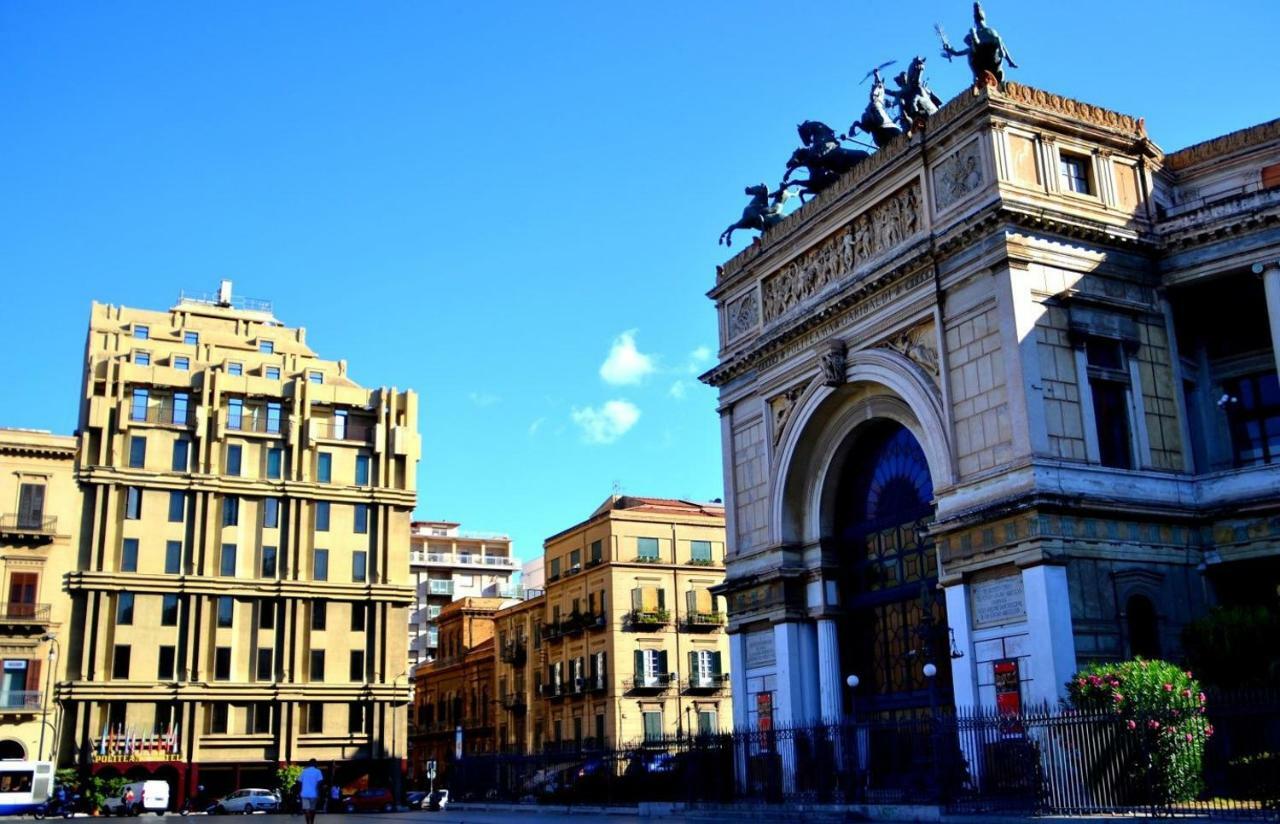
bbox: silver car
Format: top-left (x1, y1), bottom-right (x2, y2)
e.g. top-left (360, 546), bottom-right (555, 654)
top-left (213, 788), bottom-right (280, 814)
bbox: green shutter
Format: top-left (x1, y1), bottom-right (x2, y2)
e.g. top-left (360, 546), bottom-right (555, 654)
top-left (634, 649), bottom-right (643, 680)
top-left (688, 651), bottom-right (697, 683)
top-left (658, 649), bottom-right (668, 674)
top-left (712, 651), bottom-right (723, 676)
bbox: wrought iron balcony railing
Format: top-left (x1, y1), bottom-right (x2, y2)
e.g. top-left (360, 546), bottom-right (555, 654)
top-left (627, 609), bottom-right (670, 628)
top-left (0, 603), bottom-right (52, 625)
top-left (685, 611), bottom-right (727, 631)
top-left (0, 691), bottom-right (41, 712)
top-left (630, 672), bottom-right (675, 692)
top-left (684, 673), bottom-right (731, 692)
top-left (311, 420), bottom-right (374, 442)
top-left (0, 515), bottom-right (57, 538)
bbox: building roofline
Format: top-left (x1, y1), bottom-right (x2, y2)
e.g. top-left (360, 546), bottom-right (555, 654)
top-left (1164, 117), bottom-right (1280, 172)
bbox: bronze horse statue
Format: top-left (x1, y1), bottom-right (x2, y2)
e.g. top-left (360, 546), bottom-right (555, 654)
top-left (719, 184), bottom-right (795, 246)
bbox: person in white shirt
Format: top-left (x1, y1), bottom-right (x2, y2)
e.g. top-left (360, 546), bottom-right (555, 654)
top-left (298, 760), bottom-right (324, 824)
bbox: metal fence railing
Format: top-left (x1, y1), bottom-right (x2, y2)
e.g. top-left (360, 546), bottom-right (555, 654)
top-left (438, 691), bottom-right (1280, 816)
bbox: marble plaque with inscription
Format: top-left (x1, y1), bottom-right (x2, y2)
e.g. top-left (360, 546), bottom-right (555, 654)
top-left (744, 629), bottom-right (776, 669)
top-left (971, 573), bottom-right (1027, 628)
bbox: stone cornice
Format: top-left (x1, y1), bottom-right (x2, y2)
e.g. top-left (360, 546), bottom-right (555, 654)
top-left (75, 466), bottom-right (417, 508)
top-left (65, 570), bottom-right (415, 603)
top-left (1164, 117), bottom-right (1280, 172)
top-left (1154, 188), bottom-right (1280, 250)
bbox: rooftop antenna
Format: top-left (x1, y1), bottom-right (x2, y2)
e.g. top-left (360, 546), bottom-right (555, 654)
top-left (612, 480), bottom-right (622, 500)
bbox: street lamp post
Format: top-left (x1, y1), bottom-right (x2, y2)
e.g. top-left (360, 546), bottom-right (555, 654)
top-left (922, 662), bottom-right (941, 800)
top-left (38, 634), bottom-right (59, 762)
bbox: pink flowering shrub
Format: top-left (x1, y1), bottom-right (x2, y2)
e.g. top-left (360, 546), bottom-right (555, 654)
top-left (1067, 658), bottom-right (1210, 802)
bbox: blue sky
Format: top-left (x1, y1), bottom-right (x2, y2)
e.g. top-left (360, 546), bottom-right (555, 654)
top-left (2, 1), bottom-right (1277, 563)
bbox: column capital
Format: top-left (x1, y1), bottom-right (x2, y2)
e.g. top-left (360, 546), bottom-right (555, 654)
top-left (1252, 260), bottom-right (1280, 275)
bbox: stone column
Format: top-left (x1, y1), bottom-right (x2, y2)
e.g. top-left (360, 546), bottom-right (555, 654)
top-left (1021, 564), bottom-right (1078, 704)
top-left (943, 583), bottom-right (977, 709)
top-left (817, 618), bottom-right (843, 722)
top-left (1253, 261), bottom-right (1280, 379)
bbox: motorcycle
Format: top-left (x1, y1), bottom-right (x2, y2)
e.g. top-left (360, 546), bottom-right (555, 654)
top-left (33, 792), bottom-right (79, 819)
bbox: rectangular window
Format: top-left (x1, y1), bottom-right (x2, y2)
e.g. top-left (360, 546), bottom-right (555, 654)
top-left (128, 435), bottom-right (146, 468)
top-left (227, 397), bottom-right (243, 429)
top-left (1085, 338), bottom-right (1133, 470)
top-left (348, 704), bottom-right (364, 734)
top-left (168, 490), bottom-right (185, 523)
top-left (263, 402), bottom-right (281, 435)
top-left (691, 540), bottom-right (712, 563)
top-left (351, 605), bottom-right (366, 632)
top-left (266, 447), bottom-right (283, 479)
top-left (220, 543), bottom-right (237, 576)
top-left (157, 646), bottom-right (176, 681)
top-left (263, 498), bottom-right (280, 529)
top-left (310, 650), bottom-right (325, 681)
top-left (209, 703), bottom-right (228, 734)
top-left (355, 455), bottom-right (370, 486)
top-left (259, 340), bottom-right (274, 354)
top-left (261, 546), bottom-right (278, 578)
top-left (125, 486), bottom-right (142, 519)
top-left (642, 710), bottom-right (663, 743)
top-left (134, 325), bottom-right (149, 341)
top-left (17, 483), bottom-right (46, 528)
top-left (184, 331), bottom-right (198, 346)
top-left (697, 709), bottom-right (717, 736)
top-left (1223, 372), bottom-right (1280, 467)
top-left (549, 557), bottom-right (561, 580)
top-left (259, 601), bottom-right (276, 629)
top-left (309, 371), bottom-right (324, 385)
top-left (173, 356), bottom-right (190, 371)
top-left (121, 538), bottom-right (139, 572)
top-left (172, 438), bottom-right (190, 471)
top-left (251, 702), bottom-right (273, 734)
top-left (590, 539), bottom-right (602, 564)
top-left (228, 362), bottom-right (243, 377)
top-left (214, 647), bottom-right (232, 681)
top-left (314, 549), bottom-right (329, 581)
top-left (172, 392), bottom-right (189, 425)
top-left (317, 453), bottom-right (332, 483)
top-left (569, 549), bottom-right (581, 571)
top-left (304, 703), bottom-right (324, 733)
top-left (130, 388), bottom-right (149, 421)
top-left (637, 537), bottom-right (660, 561)
top-left (161, 594), bottom-right (179, 626)
top-left (256, 648), bottom-right (273, 681)
top-left (222, 495), bottom-right (239, 526)
top-left (112, 645), bottom-right (131, 679)
top-left (333, 410), bottom-right (347, 439)
top-left (265, 366), bottom-right (281, 380)
top-left (349, 650), bottom-right (364, 682)
top-left (352, 550), bottom-right (368, 583)
top-left (217, 596), bottom-right (234, 628)
top-left (315, 500), bottom-right (330, 531)
top-left (165, 540), bottom-right (182, 574)
top-left (135, 351), bottom-right (151, 366)
top-left (354, 504), bottom-right (368, 534)
top-left (116, 593), bottom-right (135, 625)
top-left (226, 444), bottom-right (242, 476)
top-left (311, 600), bottom-right (327, 630)
top-left (1060, 152), bottom-right (1092, 194)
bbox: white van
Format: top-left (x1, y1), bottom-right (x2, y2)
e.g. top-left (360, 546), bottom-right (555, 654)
top-left (102, 780), bottom-right (170, 816)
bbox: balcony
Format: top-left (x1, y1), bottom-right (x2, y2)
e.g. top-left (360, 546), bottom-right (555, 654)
top-left (227, 413), bottom-right (287, 436)
top-left (583, 613), bottom-right (607, 632)
top-left (586, 557), bottom-right (604, 568)
top-left (411, 551), bottom-right (517, 570)
top-left (0, 603), bottom-right (51, 627)
top-left (587, 676), bottom-right (607, 694)
top-left (685, 612), bottom-right (726, 631)
top-left (627, 609), bottom-right (670, 629)
top-left (311, 419), bottom-right (374, 442)
top-left (539, 682), bottom-right (564, 701)
top-left (629, 673), bottom-right (675, 693)
top-left (499, 641), bottom-right (527, 666)
top-left (134, 403), bottom-right (197, 429)
top-left (684, 674), bottom-right (731, 693)
top-left (427, 581), bottom-right (454, 596)
top-left (0, 515), bottom-right (57, 541)
top-left (0, 691), bottom-right (41, 713)
top-left (500, 693), bottom-right (527, 713)
top-left (560, 613), bottom-right (586, 637)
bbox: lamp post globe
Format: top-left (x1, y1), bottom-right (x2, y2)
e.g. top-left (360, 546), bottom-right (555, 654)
top-left (845, 674), bottom-right (860, 689)
top-left (922, 662), bottom-right (938, 679)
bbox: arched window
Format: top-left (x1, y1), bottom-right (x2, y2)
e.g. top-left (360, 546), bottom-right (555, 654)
top-left (1126, 594), bottom-right (1161, 659)
top-left (0, 740), bottom-right (25, 760)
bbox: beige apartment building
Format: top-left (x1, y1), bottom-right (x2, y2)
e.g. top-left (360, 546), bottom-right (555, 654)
top-left (494, 496), bottom-right (729, 753)
top-left (409, 521), bottom-right (516, 665)
top-left (60, 285), bottom-right (419, 800)
top-left (0, 429), bottom-right (79, 763)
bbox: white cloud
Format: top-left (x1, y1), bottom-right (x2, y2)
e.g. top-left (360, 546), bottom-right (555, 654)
top-left (528, 417), bottom-right (546, 435)
top-left (571, 400), bottom-right (641, 444)
top-left (468, 392), bottom-right (500, 407)
top-left (599, 330), bottom-right (656, 386)
top-left (668, 380), bottom-right (688, 400)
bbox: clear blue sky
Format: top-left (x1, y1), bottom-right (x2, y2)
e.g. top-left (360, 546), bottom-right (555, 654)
top-left (2, 2), bottom-right (1277, 562)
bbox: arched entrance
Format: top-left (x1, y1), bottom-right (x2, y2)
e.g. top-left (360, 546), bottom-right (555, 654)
top-left (0, 739), bottom-right (24, 760)
top-left (832, 419), bottom-right (952, 716)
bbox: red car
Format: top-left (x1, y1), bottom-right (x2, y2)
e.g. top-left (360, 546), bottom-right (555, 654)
top-left (343, 788), bottom-right (396, 813)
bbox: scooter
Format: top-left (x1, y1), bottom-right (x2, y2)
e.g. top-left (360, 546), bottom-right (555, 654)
top-left (33, 792), bottom-right (79, 819)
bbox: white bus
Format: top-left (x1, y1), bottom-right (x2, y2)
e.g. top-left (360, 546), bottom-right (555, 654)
top-left (0, 761), bottom-right (53, 816)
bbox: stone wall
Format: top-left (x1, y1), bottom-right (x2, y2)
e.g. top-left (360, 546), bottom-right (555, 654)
top-left (946, 303), bottom-right (1013, 477)
top-left (731, 414), bottom-right (769, 555)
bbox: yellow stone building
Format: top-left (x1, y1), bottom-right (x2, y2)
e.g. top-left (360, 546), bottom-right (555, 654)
top-left (0, 428), bottom-right (79, 763)
top-left (59, 286), bottom-right (419, 798)
top-left (493, 496), bottom-right (729, 753)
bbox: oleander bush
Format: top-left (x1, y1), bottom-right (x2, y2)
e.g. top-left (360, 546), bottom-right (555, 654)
top-left (1068, 658), bottom-right (1211, 803)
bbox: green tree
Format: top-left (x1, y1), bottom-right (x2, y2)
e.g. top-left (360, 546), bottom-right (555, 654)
top-left (1181, 605), bottom-right (1280, 688)
top-left (276, 764), bottom-right (303, 793)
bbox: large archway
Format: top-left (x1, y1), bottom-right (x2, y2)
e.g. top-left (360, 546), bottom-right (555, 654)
top-left (830, 418), bottom-right (952, 716)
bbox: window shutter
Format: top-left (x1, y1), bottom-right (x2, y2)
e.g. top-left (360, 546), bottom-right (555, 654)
top-left (599, 651), bottom-right (607, 680)
top-left (25, 659), bottom-right (41, 693)
top-left (712, 651), bottom-right (723, 676)
top-left (686, 590), bottom-right (696, 614)
top-left (696, 588), bottom-right (713, 613)
top-left (19, 484), bottom-right (45, 524)
top-left (687, 651), bottom-right (697, 682)
top-left (656, 588), bottom-right (666, 609)
top-left (631, 588), bottom-right (643, 610)
top-left (658, 649), bottom-right (668, 674)
top-left (633, 649), bottom-right (643, 678)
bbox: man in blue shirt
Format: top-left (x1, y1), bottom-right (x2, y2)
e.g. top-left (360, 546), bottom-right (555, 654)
top-left (298, 760), bottom-right (324, 824)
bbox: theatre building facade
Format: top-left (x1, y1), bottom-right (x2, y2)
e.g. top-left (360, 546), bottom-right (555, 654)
top-left (702, 83), bottom-right (1280, 727)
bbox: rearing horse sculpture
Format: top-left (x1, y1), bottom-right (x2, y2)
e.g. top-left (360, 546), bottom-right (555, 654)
top-left (719, 184), bottom-right (795, 246)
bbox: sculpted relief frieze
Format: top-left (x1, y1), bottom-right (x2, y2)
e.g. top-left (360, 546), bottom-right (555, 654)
top-left (760, 182), bottom-right (921, 324)
top-left (769, 385), bottom-right (805, 448)
top-left (726, 289), bottom-right (760, 341)
top-left (880, 321), bottom-right (940, 380)
top-left (932, 140), bottom-right (984, 211)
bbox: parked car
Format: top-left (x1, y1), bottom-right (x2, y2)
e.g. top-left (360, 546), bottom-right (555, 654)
top-left (211, 788), bottom-right (280, 814)
top-left (424, 790), bottom-right (449, 811)
top-left (102, 781), bottom-right (170, 816)
top-left (343, 788), bottom-right (395, 813)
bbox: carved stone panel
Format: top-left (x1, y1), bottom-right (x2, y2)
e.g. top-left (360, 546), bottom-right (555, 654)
top-left (769, 385), bottom-right (805, 448)
top-left (880, 321), bottom-right (940, 379)
top-left (761, 182), bottom-right (922, 324)
top-left (817, 340), bottom-right (847, 387)
top-left (932, 139), bottom-right (985, 211)
top-left (726, 289), bottom-right (760, 341)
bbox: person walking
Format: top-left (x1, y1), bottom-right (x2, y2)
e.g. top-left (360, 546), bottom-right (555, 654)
top-left (327, 783), bottom-right (341, 813)
top-left (298, 760), bottom-right (324, 824)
